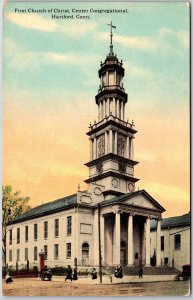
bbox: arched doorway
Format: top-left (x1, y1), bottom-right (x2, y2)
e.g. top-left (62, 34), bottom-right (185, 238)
top-left (82, 242), bottom-right (89, 264)
top-left (120, 240), bottom-right (126, 266)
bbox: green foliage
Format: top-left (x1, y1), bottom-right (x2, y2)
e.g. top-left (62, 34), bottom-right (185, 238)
top-left (2, 185), bottom-right (31, 266)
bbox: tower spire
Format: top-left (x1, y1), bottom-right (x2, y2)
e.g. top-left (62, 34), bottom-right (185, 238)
top-left (107, 21), bottom-right (116, 55)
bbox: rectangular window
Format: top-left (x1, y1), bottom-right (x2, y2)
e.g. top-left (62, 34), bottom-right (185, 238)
top-left (34, 224), bottom-right (38, 240)
top-left (17, 228), bottom-right (20, 244)
top-left (161, 236), bottom-right (164, 251)
top-left (9, 249), bottom-right (12, 262)
top-left (67, 216), bottom-right (72, 235)
top-left (44, 221), bottom-right (48, 239)
top-left (66, 243), bottom-right (71, 258)
top-left (55, 219), bottom-right (59, 238)
top-left (25, 225), bottom-right (28, 242)
top-left (25, 248), bottom-right (28, 261)
top-left (34, 247), bottom-right (38, 261)
top-left (16, 249), bottom-right (20, 261)
top-left (44, 245), bottom-right (48, 260)
top-left (175, 234), bottom-right (181, 250)
top-left (54, 244), bottom-right (59, 260)
top-left (9, 230), bottom-right (12, 245)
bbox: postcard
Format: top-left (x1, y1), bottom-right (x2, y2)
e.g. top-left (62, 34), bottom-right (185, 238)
top-left (2, 1), bottom-right (190, 296)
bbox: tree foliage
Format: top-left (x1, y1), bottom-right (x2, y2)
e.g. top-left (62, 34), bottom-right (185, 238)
top-left (2, 185), bottom-right (31, 265)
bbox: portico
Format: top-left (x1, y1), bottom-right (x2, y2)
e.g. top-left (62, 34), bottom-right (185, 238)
top-left (97, 190), bottom-right (164, 267)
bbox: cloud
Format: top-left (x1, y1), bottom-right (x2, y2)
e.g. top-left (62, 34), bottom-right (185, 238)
top-left (5, 12), bottom-right (97, 36)
top-left (124, 62), bottom-right (153, 77)
top-left (6, 12), bottom-right (58, 32)
top-left (95, 28), bottom-right (189, 53)
top-left (4, 38), bottom-right (97, 71)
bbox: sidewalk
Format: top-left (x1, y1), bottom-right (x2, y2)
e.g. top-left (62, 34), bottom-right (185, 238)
top-left (53, 274), bottom-right (176, 285)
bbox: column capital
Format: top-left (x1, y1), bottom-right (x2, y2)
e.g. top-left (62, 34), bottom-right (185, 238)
top-left (128, 212), bottom-right (135, 216)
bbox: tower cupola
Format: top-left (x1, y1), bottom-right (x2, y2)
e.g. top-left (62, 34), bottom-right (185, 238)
top-left (85, 23), bottom-right (139, 200)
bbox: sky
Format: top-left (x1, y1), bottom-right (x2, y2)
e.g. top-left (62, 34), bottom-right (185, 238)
top-left (3, 2), bottom-right (190, 217)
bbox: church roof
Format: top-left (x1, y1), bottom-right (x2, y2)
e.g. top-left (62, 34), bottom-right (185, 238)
top-left (150, 212), bottom-right (191, 230)
top-left (8, 194), bottom-right (77, 225)
top-left (98, 189), bottom-right (165, 212)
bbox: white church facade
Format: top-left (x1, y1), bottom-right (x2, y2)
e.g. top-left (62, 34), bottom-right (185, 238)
top-left (6, 27), bottom-right (166, 270)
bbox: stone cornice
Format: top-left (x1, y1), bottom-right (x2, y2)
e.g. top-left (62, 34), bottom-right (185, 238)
top-left (84, 153), bottom-right (139, 167)
top-left (84, 171), bottom-right (139, 184)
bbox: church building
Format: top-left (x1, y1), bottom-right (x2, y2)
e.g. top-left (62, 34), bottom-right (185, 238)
top-left (6, 26), bottom-right (165, 270)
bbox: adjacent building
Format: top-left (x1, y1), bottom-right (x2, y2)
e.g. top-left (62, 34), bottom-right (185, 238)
top-left (150, 212), bottom-right (190, 269)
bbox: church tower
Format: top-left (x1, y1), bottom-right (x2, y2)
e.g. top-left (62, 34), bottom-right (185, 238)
top-left (85, 23), bottom-right (139, 200)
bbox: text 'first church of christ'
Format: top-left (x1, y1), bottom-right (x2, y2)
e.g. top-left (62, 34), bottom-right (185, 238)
top-left (6, 24), bottom-right (165, 270)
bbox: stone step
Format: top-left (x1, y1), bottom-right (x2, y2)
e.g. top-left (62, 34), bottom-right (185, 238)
top-left (121, 266), bottom-right (179, 276)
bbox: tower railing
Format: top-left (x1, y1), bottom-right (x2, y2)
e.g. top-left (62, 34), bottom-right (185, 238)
top-left (98, 84), bottom-right (125, 93)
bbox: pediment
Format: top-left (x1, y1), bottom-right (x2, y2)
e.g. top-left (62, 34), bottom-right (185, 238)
top-left (122, 190), bottom-right (165, 212)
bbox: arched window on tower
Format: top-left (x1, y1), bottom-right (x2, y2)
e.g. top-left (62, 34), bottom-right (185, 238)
top-left (117, 133), bottom-right (126, 157)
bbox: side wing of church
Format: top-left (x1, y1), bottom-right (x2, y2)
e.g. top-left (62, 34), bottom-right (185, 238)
top-left (6, 26), bottom-right (166, 270)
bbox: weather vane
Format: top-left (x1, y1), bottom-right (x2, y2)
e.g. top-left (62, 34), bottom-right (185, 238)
top-left (107, 21), bottom-right (116, 55)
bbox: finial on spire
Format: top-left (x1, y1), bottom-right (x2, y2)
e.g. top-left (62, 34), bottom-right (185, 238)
top-left (107, 21), bottom-right (116, 55)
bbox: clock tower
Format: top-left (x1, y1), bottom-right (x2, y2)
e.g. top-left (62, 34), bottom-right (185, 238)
top-left (85, 23), bottom-right (139, 200)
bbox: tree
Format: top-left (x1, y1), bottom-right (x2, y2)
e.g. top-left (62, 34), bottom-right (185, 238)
top-left (2, 185), bottom-right (31, 267)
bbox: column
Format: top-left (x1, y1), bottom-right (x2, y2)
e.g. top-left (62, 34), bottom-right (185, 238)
top-left (114, 98), bottom-right (116, 116)
top-left (120, 101), bottom-right (123, 120)
top-left (93, 211), bottom-right (99, 264)
top-left (115, 212), bottom-right (120, 265)
top-left (130, 137), bottom-right (134, 160)
top-left (126, 136), bottom-right (129, 158)
top-left (101, 215), bottom-right (105, 263)
top-left (101, 101), bottom-right (103, 120)
top-left (105, 131), bottom-right (108, 154)
top-left (123, 103), bottom-right (125, 121)
top-left (107, 98), bottom-right (110, 116)
top-left (156, 219), bottom-right (161, 266)
top-left (109, 130), bottom-right (113, 153)
top-left (93, 138), bottom-right (96, 159)
top-left (114, 131), bottom-right (117, 155)
top-left (90, 139), bottom-right (93, 160)
top-left (145, 217), bottom-right (151, 266)
top-left (99, 102), bottom-right (101, 121)
top-left (127, 213), bottom-right (134, 265)
top-left (73, 208), bottom-right (79, 261)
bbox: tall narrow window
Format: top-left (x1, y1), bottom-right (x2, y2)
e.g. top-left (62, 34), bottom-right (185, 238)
top-left (9, 249), bottom-right (12, 262)
top-left (25, 226), bottom-right (28, 242)
top-left (16, 249), bottom-right (20, 261)
top-left (54, 244), bottom-right (59, 260)
top-left (97, 134), bottom-right (105, 157)
top-left (17, 228), bottom-right (20, 244)
top-left (67, 216), bottom-right (72, 235)
top-left (44, 245), bottom-right (48, 260)
top-left (25, 248), bottom-right (28, 261)
top-left (66, 243), bottom-right (71, 258)
top-left (34, 247), bottom-right (38, 261)
top-left (55, 219), bottom-right (59, 238)
top-left (161, 236), bottom-right (164, 251)
top-left (44, 221), bottom-right (48, 239)
top-left (117, 133), bottom-right (126, 157)
top-left (9, 229), bottom-right (12, 245)
top-left (34, 224), bottom-right (38, 240)
top-left (175, 234), bottom-right (181, 250)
